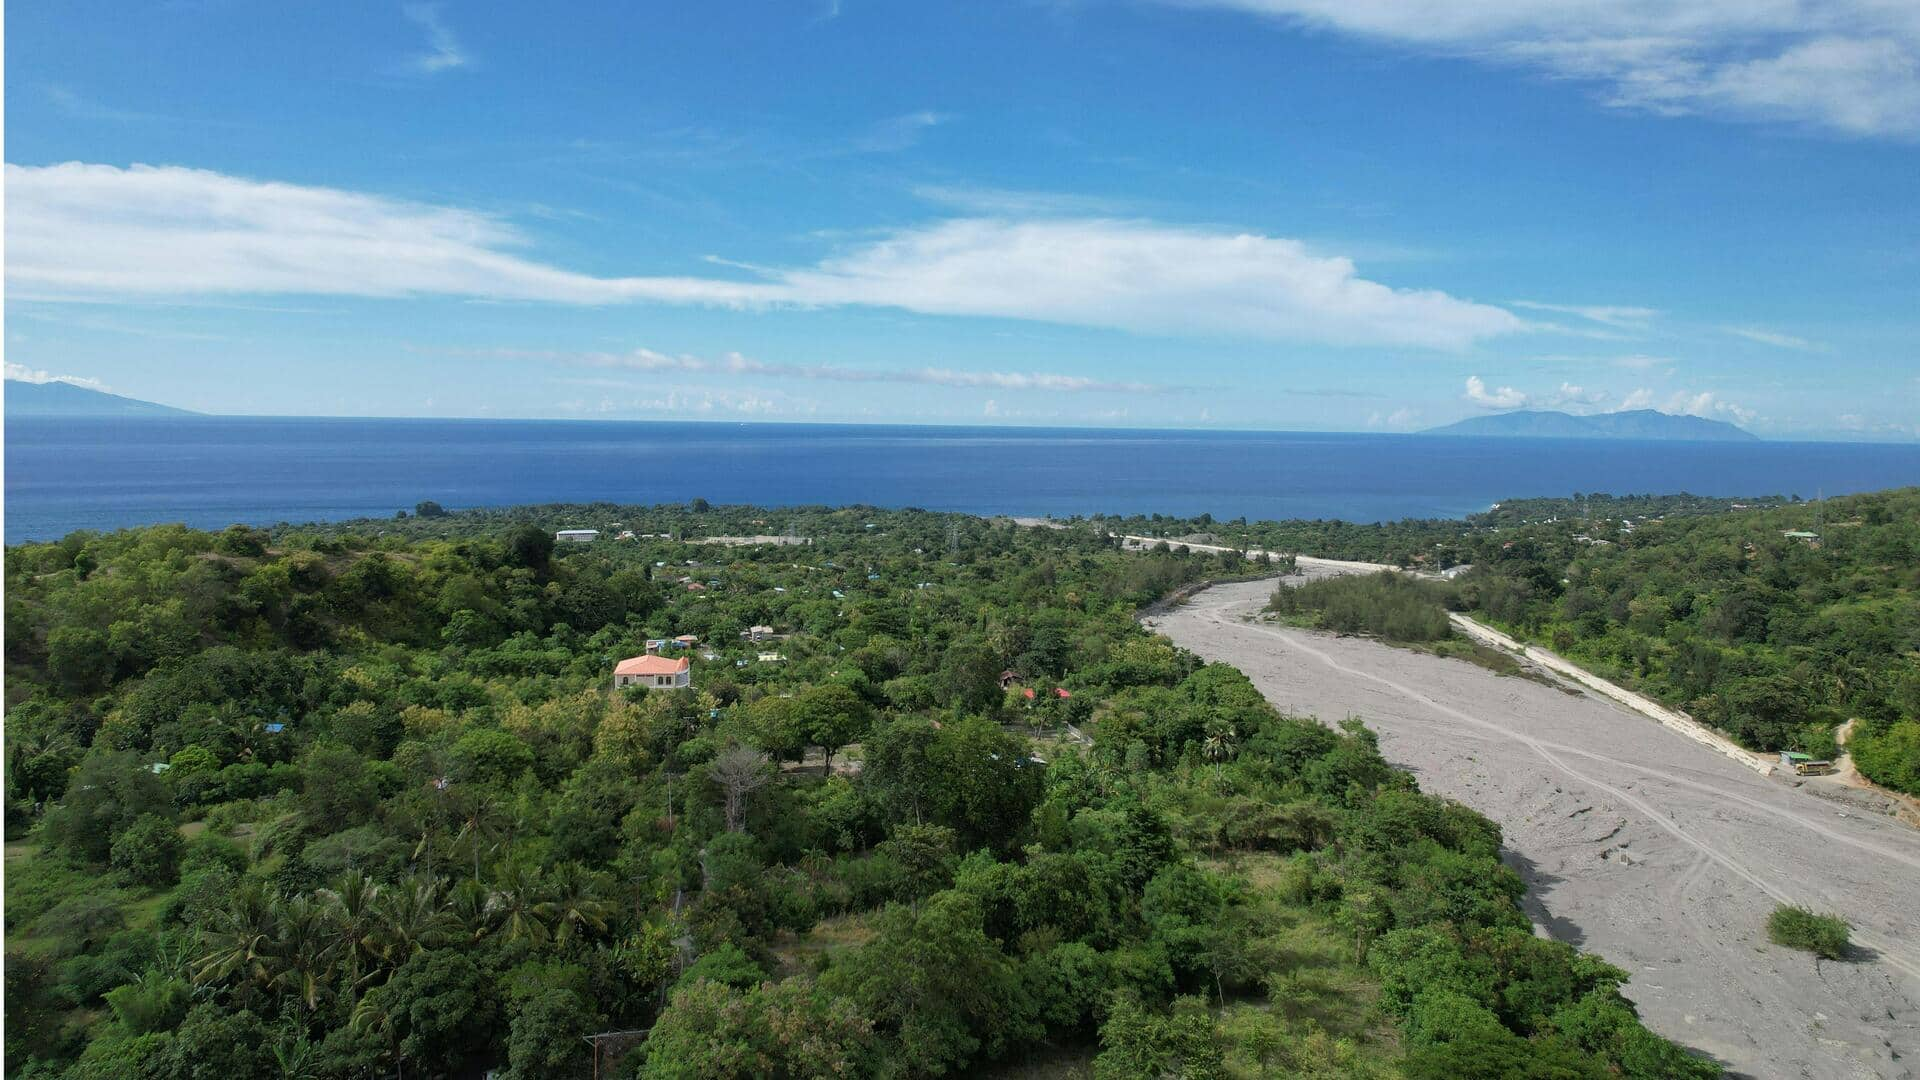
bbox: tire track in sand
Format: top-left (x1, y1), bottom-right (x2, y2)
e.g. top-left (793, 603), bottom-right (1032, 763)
top-left (1194, 604), bottom-right (1920, 983)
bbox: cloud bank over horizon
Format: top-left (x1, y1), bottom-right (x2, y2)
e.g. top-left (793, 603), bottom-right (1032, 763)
top-left (5, 162), bottom-right (1525, 351)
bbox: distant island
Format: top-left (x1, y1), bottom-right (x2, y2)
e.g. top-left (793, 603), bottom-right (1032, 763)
top-left (4, 379), bottom-right (197, 418)
top-left (1424, 409), bottom-right (1757, 442)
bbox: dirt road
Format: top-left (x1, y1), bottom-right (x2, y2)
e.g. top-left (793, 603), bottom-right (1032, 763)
top-left (1146, 576), bottom-right (1920, 1080)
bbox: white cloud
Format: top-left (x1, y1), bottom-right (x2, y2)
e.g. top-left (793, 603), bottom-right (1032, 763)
top-left (1613, 384), bottom-right (1755, 423)
top-left (3, 361), bottom-right (106, 389)
top-left (403, 4), bottom-right (469, 73)
top-left (1464, 374), bottom-right (1755, 424)
top-left (7, 163), bottom-right (1523, 350)
top-left (1551, 381), bottom-right (1606, 407)
top-left (1664, 389), bottom-right (1756, 425)
top-left (1723, 324), bottom-right (1820, 350)
top-left (1464, 375), bottom-right (1611, 411)
top-left (544, 347), bottom-right (1179, 394)
top-left (1617, 387), bottom-right (1656, 409)
top-left (1464, 375), bottom-right (1530, 409)
top-left (1512, 300), bottom-right (1659, 328)
top-left (1367, 406), bottom-right (1422, 429)
top-left (1185, 1), bottom-right (1920, 137)
top-left (557, 386), bottom-right (816, 418)
top-left (1836, 413), bottom-right (1920, 439)
top-left (447, 345), bottom-right (1178, 394)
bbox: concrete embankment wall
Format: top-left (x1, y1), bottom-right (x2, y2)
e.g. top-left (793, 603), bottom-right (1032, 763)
top-left (1449, 613), bottom-right (1777, 776)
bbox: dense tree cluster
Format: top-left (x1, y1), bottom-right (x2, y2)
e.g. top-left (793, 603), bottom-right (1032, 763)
top-left (1444, 488), bottom-right (1920, 789)
top-left (7, 504), bottom-right (1708, 1077)
top-left (1267, 572), bottom-right (1458, 643)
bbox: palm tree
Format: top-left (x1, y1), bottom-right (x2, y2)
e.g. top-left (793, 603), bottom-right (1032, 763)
top-left (487, 863), bottom-right (550, 947)
top-left (372, 876), bottom-right (456, 967)
top-left (271, 1033), bottom-right (323, 1080)
top-left (318, 869), bottom-right (384, 992)
top-left (535, 862), bottom-right (615, 948)
top-left (446, 877), bottom-right (493, 943)
top-left (448, 789), bottom-right (510, 882)
top-left (1202, 724), bottom-right (1239, 764)
top-left (271, 893), bottom-right (341, 1015)
top-left (192, 881), bottom-right (280, 998)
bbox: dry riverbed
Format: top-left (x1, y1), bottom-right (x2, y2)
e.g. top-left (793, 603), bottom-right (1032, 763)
top-left (1145, 575), bottom-right (1920, 1080)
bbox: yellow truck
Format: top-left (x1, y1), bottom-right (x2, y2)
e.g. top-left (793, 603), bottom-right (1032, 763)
top-left (1778, 751), bottom-right (1833, 776)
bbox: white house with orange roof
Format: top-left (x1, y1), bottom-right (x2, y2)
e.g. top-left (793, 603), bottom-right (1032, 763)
top-left (614, 654), bottom-right (691, 690)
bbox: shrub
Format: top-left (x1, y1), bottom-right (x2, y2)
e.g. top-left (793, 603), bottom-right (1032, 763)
top-left (109, 815), bottom-right (184, 888)
top-left (1766, 905), bottom-right (1850, 960)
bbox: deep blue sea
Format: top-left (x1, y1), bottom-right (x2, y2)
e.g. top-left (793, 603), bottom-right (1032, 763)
top-left (6, 416), bottom-right (1919, 543)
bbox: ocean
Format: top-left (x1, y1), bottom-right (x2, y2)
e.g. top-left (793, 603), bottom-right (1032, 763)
top-left (6, 416), bottom-right (1919, 544)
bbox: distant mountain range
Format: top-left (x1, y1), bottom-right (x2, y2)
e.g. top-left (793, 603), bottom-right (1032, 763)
top-left (5, 379), bottom-right (197, 418)
top-left (1424, 409), bottom-right (1757, 442)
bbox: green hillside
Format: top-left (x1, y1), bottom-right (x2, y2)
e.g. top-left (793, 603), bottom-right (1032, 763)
top-left (4, 506), bottom-right (1707, 1079)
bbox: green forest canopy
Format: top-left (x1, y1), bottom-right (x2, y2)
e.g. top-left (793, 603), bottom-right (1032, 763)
top-left (4, 504), bottom-right (1715, 1078)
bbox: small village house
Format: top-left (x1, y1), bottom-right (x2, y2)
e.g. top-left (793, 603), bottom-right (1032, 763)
top-left (614, 654), bottom-right (691, 690)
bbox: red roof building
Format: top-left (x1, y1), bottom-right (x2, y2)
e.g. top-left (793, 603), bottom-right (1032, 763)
top-left (614, 654), bottom-right (691, 690)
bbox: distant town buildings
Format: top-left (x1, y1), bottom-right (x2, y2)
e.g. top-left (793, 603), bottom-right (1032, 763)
top-left (614, 654), bottom-right (691, 690)
top-left (555, 529), bottom-right (599, 543)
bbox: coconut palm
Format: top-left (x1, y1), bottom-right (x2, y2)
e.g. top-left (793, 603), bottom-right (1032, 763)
top-left (372, 876), bottom-right (456, 965)
top-left (318, 869), bottom-right (385, 990)
top-left (446, 876), bottom-right (493, 943)
top-left (192, 881), bottom-right (280, 997)
top-left (448, 788), bottom-right (510, 882)
top-left (535, 862), bottom-right (615, 948)
top-left (271, 893), bottom-right (341, 1014)
top-left (487, 863), bottom-right (550, 946)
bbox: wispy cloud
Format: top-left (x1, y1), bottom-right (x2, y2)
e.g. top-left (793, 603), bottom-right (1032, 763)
top-left (911, 184), bottom-right (1137, 216)
top-left (1366, 406), bottom-right (1421, 430)
top-left (438, 345), bottom-right (1181, 394)
top-left (1610, 354), bottom-right (1672, 371)
top-left (44, 85), bottom-right (170, 124)
top-left (402, 3), bottom-right (469, 74)
top-left (1181, 1), bottom-right (1920, 138)
top-left (9, 163), bottom-right (1525, 350)
top-left (4, 361), bottom-right (107, 390)
top-left (855, 110), bottom-right (950, 152)
top-left (1723, 325), bottom-right (1821, 350)
top-left (1511, 300), bottom-right (1659, 329)
top-left (556, 386), bottom-right (819, 419)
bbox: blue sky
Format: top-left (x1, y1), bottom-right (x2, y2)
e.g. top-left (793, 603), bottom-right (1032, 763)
top-left (5, 1), bottom-right (1918, 439)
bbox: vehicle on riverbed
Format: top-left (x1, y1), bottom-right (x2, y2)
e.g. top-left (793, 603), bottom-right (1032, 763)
top-left (1778, 750), bottom-right (1834, 776)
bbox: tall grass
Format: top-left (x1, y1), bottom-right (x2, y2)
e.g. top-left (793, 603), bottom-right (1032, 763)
top-left (1267, 571), bottom-right (1457, 643)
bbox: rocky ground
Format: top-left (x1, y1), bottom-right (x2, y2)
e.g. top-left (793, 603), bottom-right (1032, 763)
top-left (1146, 575), bottom-right (1920, 1080)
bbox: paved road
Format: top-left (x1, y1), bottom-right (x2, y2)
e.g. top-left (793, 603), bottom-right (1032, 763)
top-left (1147, 578), bottom-right (1920, 1080)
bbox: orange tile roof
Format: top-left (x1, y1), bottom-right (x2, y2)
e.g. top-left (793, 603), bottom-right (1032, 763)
top-left (615, 655), bottom-right (690, 676)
